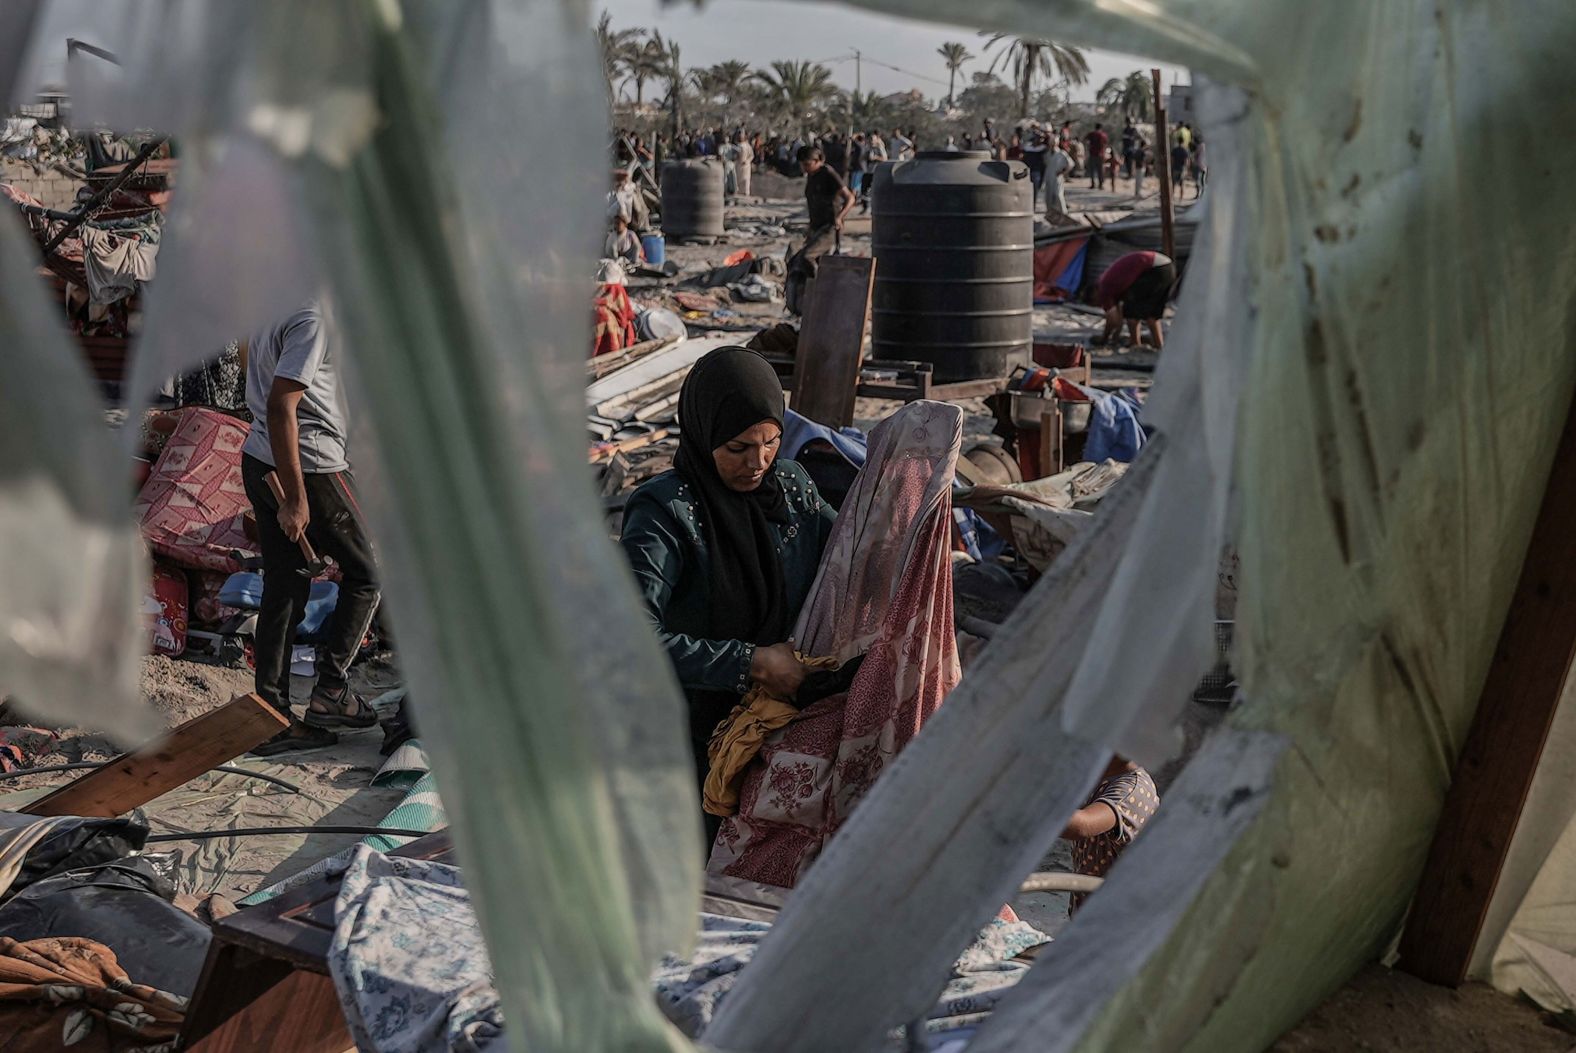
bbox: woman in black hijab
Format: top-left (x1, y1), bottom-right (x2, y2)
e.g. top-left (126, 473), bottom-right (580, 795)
top-left (620, 348), bottom-right (837, 833)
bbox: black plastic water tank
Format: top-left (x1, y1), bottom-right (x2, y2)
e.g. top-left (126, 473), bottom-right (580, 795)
top-left (871, 151), bottom-right (1034, 381)
top-left (661, 159), bottom-right (725, 241)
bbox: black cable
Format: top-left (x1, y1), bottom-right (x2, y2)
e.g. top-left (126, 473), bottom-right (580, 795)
top-left (0, 761), bottom-right (301, 793)
top-left (145, 826), bottom-right (438, 844)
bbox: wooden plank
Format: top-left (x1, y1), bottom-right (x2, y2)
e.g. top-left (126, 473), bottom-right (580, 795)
top-left (930, 378), bottom-right (1010, 401)
top-left (1398, 393), bottom-right (1576, 987)
top-left (793, 254), bottom-right (875, 428)
top-left (23, 693), bottom-right (288, 818)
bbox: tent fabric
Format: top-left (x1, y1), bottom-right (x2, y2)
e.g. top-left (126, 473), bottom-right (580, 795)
top-left (700, 6), bottom-right (1576, 1053)
top-left (1032, 236), bottom-right (1088, 302)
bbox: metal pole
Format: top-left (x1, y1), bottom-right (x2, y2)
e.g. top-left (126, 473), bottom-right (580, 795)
top-left (851, 49), bottom-right (861, 140)
top-left (40, 136), bottom-right (167, 257)
top-left (1151, 68), bottom-right (1175, 260)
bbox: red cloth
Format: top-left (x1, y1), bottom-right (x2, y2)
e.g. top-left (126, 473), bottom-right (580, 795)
top-left (592, 283), bottom-right (637, 357)
top-left (1094, 250), bottom-right (1159, 308)
top-left (709, 402), bottom-right (963, 888)
top-left (134, 408), bottom-right (257, 574)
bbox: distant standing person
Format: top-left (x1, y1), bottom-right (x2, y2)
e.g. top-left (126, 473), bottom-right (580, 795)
top-left (824, 133), bottom-right (849, 179)
top-left (891, 127), bottom-right (914, 161)
top-left (786, 145), bottom-right (856, 314)
top-left (241, 303), bottom-right (382, 755)
top-left (1093, 250), bottom-right (1175, 350)
top-left (862, 129), bottom-right (887, 211)
top-left (734, 131), bottom-right (754, 198)
top-left (1170, 138), bottom-right (1190, 194)
top-left (1132, 136), bottom-right (1149, 199)
top-left (1045, 138), bottom-right (1073, 217)
top-left (1085, 123), bottom-right (1109, 189)
top-left (1121, 120), bottom-right (1138, 178)
top-left (1191, 136), bottom-right (1207, 197)
top-left (1022, 123), bottom-right (1048, 205)
top-left (847, 132), bottom-right (867, 200)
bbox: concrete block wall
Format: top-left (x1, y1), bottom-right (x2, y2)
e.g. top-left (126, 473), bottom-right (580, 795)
top-left (1, 158), bottom-right (84, 211)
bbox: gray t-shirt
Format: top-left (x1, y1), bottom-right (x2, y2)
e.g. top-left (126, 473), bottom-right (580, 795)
top-left (242, 304), bottom-right (350, 473)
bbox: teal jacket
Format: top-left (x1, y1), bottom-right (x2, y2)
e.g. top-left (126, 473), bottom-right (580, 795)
top-left (619, 459), bottom-right (836, 696)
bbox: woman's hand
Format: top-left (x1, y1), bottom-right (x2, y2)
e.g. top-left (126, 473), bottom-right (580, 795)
top-left (750, 643), bottom-right (808, 699)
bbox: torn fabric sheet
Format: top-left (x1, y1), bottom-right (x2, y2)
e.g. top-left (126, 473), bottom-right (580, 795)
top-left (0, 207), bottom-right (149, 743)
top-left (704, 2), bottom-right (1576, 1050)
top-left (61, 3), bottom-right (701, 1051)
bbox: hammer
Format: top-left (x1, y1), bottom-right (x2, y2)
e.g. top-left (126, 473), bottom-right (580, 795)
top-left (263, 472), bottom-right (332, 578)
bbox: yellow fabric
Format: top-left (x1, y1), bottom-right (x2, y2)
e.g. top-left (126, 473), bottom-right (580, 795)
top-left (703, 654), bottom-right (839, 817)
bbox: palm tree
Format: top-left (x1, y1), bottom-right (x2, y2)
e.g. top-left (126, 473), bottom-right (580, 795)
top-left (627, 37), bottom-right (668, 107)
top-left (937, 42), bottom-right (973, 108)
top-left (753, 60), bottom-right (838, 135)
top-left (1096, 70), bottom-right (1154, 123)
top-left (830, 88), bottom-right (884, 132)
top-left (981, 33), bottom-right (1089, 118)
top-left (594, 13), bottom-right (643, 106)
top-left (650, 31), bottom-right (685, 138)
top-left (705, 60), bottom-right (752, 125)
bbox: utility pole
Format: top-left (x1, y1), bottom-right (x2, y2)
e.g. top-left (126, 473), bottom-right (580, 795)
top-left (1152, 67), bottom-right (1175, 260)
top-left (850, 49), bottom-right (861, 140)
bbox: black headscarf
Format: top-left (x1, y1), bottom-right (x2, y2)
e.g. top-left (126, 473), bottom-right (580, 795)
top-left (674, 347), bottom-right (791, 646)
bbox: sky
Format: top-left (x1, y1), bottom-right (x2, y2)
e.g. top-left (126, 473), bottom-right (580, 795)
top-left (598, 0), bottom-right (1188, 102)
top-left (16, 0), bottom-right (1187, 106)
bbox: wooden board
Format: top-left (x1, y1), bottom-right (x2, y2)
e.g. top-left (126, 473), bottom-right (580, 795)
top-left (793, 254), bottom-right (875, 429)
top-left (1398, 393), bottom-right (1576, 986)
top-left (23, 693), bottom-right (288, 818)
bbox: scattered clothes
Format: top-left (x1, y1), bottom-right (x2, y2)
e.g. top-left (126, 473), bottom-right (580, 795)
top-left (1080, 388), bottom-right (1146, 463)
top-left (78, 223), bottom-right (160, 306)
top-left (728, 274), bottom-right (781, 303)
top-left (0, 859), bottom-right (210, 1000)
top-left (133, 408), bottom-right (258, 575)
top-left (722, 248), bottom-right (754, 267)
top-left (711, 402), bottom-right (964, 888)
top-left (688, 259), bottom-right (755, 289)
top-left (0, 937), bottom-right (186, 1052)
top-left (672, 289), bottom-right (728, 313)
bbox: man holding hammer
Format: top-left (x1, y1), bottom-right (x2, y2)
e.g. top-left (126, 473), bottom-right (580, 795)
top-left (241, 302), bottom-right (382, 755)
